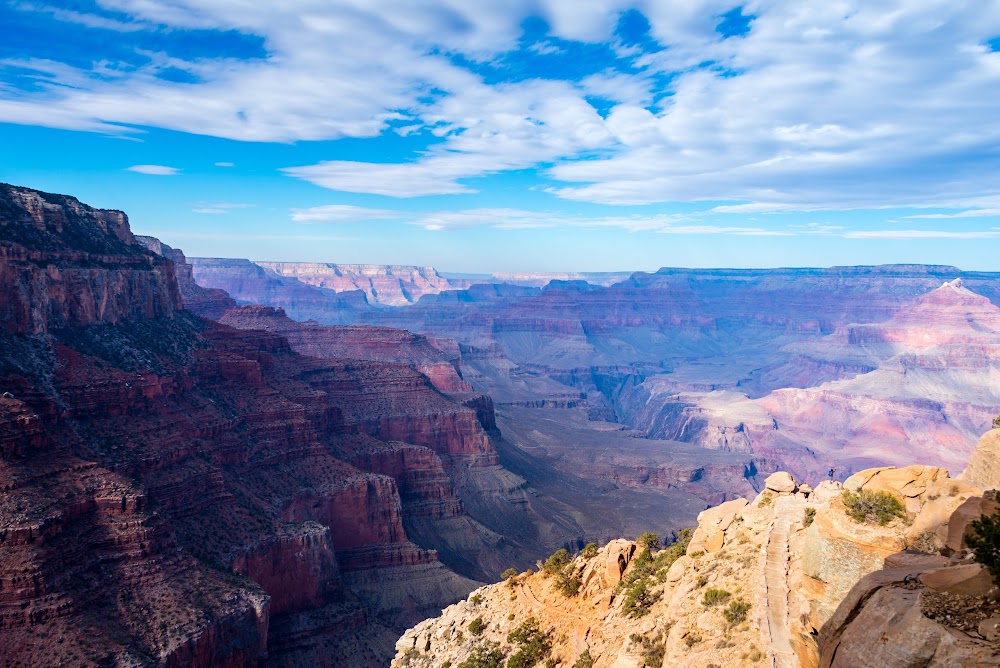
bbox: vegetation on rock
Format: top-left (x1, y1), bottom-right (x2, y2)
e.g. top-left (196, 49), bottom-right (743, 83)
top-left (457, 640), bottom-right (505, 668)
top-left (505, 617), bottom-right (552, 668)
top-left (967, 506), bottom-right (1000, 585)
top-left (841, 489), bottom-right (905, 525)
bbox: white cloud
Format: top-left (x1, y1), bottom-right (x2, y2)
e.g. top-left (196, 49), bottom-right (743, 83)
top-left (192, 202), bottom-right (253, 214)
top-left (3, 1), bottom-right (1000, 213)
top-left (291, 204), bottom-right (400, 223)
top-left (214, 161), bottom-right (235, 167)
top-left (127, 164), bottom-right (179, 175)
top-left (902, 208), bottom-right (1000, 219)
top-left (844, 229), bottom-right (1000, 239)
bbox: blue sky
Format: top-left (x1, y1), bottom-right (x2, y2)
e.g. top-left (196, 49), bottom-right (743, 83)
top-left (1, 1), bottom-right (1000, 272)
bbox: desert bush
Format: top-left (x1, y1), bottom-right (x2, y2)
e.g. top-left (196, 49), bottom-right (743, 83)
top-left (581, 542), bottom-right (598, 559)
top-left (457, 640), bottom-right (505, 668)
top-left (701, 588), bottom-right (731, 606)
top-left (506, 618), bottom-right (552, 668)
top-left (543, 548), bottom-right (571, 575)
top-left (684, 633), bottom-right (702, 648)
top-left (622, 576), bottom-right (662, 618)
top-left (470, 593), bottom-right (483, 605)
top-left (630, 631), bottom-right (666, 667)
top-left (637, 532), bottom-right (660, 550)
top-left (724, 600), bottom-right (751, 626)
top-left (803, 507), bottom-right (816, 528)
top-left (968, 507), bottom-right (1000, 584)
top-left (502, 568), bottom-right (519, 581)
top-left (842, 489), bottom-right (905, 525)
top-left (573, 649), bottom-right (594, 668)
top-left (555, 570), bottom-right (582, 597)
top-left (468, 616), bottom-right (486, 636)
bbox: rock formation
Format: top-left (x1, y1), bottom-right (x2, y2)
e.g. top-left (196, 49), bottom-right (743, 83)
top-left (392, 463), bottom-right (999, 668)
top-left (965, 428), bottom-right (1000, 490)
top-left (0, 184), bottom-right (509, 666)
top-left (255, 262), bottom-right (471, 306)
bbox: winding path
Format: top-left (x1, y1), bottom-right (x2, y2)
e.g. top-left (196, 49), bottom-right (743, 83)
top-left (764, 498), bottom-right (805, 668)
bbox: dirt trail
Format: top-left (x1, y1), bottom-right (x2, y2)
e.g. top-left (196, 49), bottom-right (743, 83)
top-left (764, 498), bottom-right (804, 668)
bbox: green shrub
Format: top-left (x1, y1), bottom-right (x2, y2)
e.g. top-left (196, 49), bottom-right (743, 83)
top-left (502, 567), bottom-right (519, 581)
top-left (581, 542), bottom-right (598, 559)
top-left (506, 618), bottom-right (552, 668)
top-left (637, 532), bottom-right (660, 550)
top-left (993, 414), bottom-right (1000, 429)
top-left (622, 576), bottom-right (662, 618)
top-left (967, 507), bottom-right (1000, 585)
top-left (543, 548), bottom-right (571, 576)
top-left (555, 570), bottom-right (582, 597)
top-left (701, 588), bottom-right (731, 606)
top-left (684, 633), bottom-right (702, 648)
top-left (457, 640), bottom-right (505, 668)
top-left (468, 616), bottom-right (486, 636)
top-left (841, 490), bottom-right (905, 525)
top-left (723, 600), bottom-right (751, 626)
top-left (803, 507), bottom-right (816, 528)
top-left (470, 593), bottom-right (483, 605)
top-left (573, 649), bottom-right (594, 668)
top-left (630, 631), bottom-right (666, 667)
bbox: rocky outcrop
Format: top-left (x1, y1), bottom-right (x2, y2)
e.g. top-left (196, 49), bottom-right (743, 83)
top-left (0, 184), bottom-right (181, 334)
top-left (255, 262), bottom-right (471, 306)
top-left (137, 235), bottom-right (237, 319)
top-left (964, 428), bottom-right (1000, 491)
top-left (393, 463), bottom-right (989, 668)
top-left (189, 257), bottom-right (369, 324)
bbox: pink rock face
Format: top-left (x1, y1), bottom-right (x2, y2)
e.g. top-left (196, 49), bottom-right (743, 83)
top-left (255, 262), bottom-right (473, 306)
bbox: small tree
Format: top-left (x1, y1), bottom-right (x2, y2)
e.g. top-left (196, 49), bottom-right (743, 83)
top-left (543, 548), bottom-right (570, 575)
top-left (993, 414), bottom-right (1000, 429)
top-left (501, 567), bottom-right (519, 581)
top-left (468, 616), bottom-right (486, 636)
top-left (967, 507), bottom-right (1000, 585)
top-left (841, 489), bottom-right (905, 525)
top-left (637, 532), bottom-right (660, 550)
top-left (581, 542), bottom-right (599, 559)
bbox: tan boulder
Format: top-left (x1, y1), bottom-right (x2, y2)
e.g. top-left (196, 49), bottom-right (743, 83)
top-left (811, 480), bottom-right (843, 504)
top-left (687, 497), bottom-right (748, 554)
top-left (847, 465), bottom-right (951, 501)
top-left (963, 428), bottom-right (1000, 491)
top-left (765, 471), bottom-right (798, 493)
top-left (919, 563), bottom-right (995, 596)
top-left (798, 483), bottom-right (814, 496)
top-left (602, 539), bottom-right (636, 587)
top-left (946, 494), bottom-right (1000, 554)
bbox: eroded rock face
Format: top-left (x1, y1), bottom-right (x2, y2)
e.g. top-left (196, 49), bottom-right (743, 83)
top-left (255, 262), bottom-right (471, 306)
top-left (0, 186), bottom-right (505, 666)
top-left (964, 429), bottom-right (1000, 491)
top-left (819, 565), bottom-right (1000, 668)
top-left (0, 185), bottom-right (182, 334)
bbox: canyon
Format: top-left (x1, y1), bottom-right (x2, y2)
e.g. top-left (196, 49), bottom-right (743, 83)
top-left (0, 184), bottom-right (746, 667)
top-left (3, 181), bottom-right (1000, 667)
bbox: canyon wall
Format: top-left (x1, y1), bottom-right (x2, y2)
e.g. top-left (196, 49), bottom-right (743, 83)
top-left (0, 184), bottom-right (504, 666)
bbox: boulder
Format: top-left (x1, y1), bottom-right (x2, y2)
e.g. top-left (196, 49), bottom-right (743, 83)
top-left (919, 563), bottom-right (994, 596)
top-left (765, 471), bottom-right (797, 493)
top-left (687, 498), bottom-right (748, 554)
top-left (798, 483), bottom-right (814, 496)
top-left (811, 480), bottom-right (843, 504)
top-left (946, 494), bottom-right (1000, 554)
top-left (963, 429), bottom-right (1000, 491)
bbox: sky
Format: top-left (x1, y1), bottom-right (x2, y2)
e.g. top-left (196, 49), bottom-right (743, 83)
top-left (1, 1), bottom-right (1000, 272)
